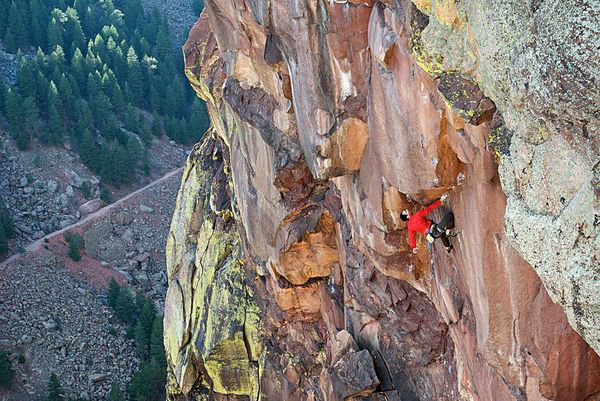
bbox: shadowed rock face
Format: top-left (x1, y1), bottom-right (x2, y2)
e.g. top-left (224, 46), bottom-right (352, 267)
top-left (166, 1), bottom-right (600, 400)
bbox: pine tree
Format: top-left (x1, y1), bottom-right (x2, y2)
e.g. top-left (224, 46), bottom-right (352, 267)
top-left (151, 114), bottom-right (162, 137)
top-left (64, 7), bottom-right (86, 52)
top-left (90, 91), bottom-right (112, 128)
top-left (107, 278), bottom-right (120, 309)
top-left (138, 119), bottom-right (151, 143)
top-left (3, 27), bottom-right (16, 53)
top-left (48, 105), bottom-right (64, 144)
top-left (48, 45), bottom-right (66, 76)
top-left (35, 47), bottom-right (47, 73)
top-left (68, 74), bottom-right (81, 98)
top-left (123, 103), bottom-right (138, 131)
top-left (47, 17), bottom-right (64, 51)
top-left (111, 46), bottom-right (127, 82)
top-left (22, 96), bottom-right (40, 132)
top-left (154, 28), bottom-right (171, 60)
top-left (36, 71), bottom-right (50, 113)
top-left (47, 81), bottom-right (64, 119)
top-left (74, 99), bottom-right (94, 136)
top-left (17, 58), bottom-right (37, 98)
top-left (0, 1), bottom-right (8, 35)
top-left (165, 78), bottom-right (185, 118)
top-left (107, 382), bottom-right (125, 401)
top-left (126, 46), bottom-right (143, 104)
top-left (8, 2), bottom-right (28, 50)
top-left (109, 82), bottom-right (125, 113)
top-left (71, 48), bottom-right (87, 92)
top-left (0, 197), bottom-right (15, 241)
top-left (126, 136), bottom-right (144, 166)
top-left (58, 75), bottom-right (75, 120)
top-left (134, 298), bottom-right (156, 359)
top-left (0, 80), bottom-right (6, 114)
top-left (30, 0), bottom-right (48, 49)
top-left (114, 288), bottom-right (135, 324)
top-left (111, 142), bottom-right (131, 187)
top-left (4, 88), bottom-right (23, 127)
top-left (0, 229), bottom-right (8, 256)
top-left (99, 141), bottom-right (113, 180)
top-left (128, 362), bottom-right (165, 401)
top-left (86, 72), bottom-right (99, 99)
top-left (150, 317), bottom-right (166, 369)
top-left (189, 99), bottom-right (210, 137)
top-left (45, 373), bottom-right (63, 401)
top-left (79, 129), bottom-right (98, 171)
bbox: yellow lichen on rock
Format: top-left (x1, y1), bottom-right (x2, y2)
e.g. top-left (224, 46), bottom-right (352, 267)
top-left (164, 134), bottom-right (262, 400)
top-left (411, 0), bottom-right (431, 14)
top-left (204, 333), bottom-right (259, 397)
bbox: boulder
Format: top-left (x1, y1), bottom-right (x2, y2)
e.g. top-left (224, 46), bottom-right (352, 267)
top-left (47, 180), bottom-right (59, 193)
top-left (78, 199), bottom-right (103, 216)
top-left (139, 205), bottom-right (154, 213)
top-left (321, 349), bottom-right (380, 401)
top-left (58, 194), bottom-right (69, 207)
top-left (42, 320), bottom-right (58, 331)
top-left (89, 373), bottom-right (107, 383)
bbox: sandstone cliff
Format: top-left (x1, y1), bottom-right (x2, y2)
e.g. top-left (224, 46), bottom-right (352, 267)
top-left (164, 1), bottom-right (600, 400)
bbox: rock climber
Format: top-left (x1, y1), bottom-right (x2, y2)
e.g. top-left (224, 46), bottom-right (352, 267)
top-left (400, 194), bottom-right (456, 254)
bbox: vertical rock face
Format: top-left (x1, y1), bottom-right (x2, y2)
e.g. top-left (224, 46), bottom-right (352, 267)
top-left (165, 1), bottom-right (600, 401)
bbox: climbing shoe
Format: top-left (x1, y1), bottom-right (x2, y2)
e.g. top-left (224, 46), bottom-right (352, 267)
top-left (445, 245), bottom-right (453, 253)
top-left (445, 229), bottom-right (457, 237)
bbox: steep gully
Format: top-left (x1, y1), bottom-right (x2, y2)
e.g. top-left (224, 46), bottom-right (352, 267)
top-left (0, 167), bottom-right (184, 273)
top-left (164, 1), bottom-right (600, 401)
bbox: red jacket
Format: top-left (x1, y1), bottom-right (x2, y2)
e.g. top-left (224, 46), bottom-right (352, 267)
top-left (407, 199), bottom-right (441, 249)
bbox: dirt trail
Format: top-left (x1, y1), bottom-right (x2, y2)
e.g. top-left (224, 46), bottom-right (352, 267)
top-left (0, 167), bottom-right (183, 272)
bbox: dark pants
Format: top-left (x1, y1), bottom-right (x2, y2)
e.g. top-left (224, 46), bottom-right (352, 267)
top-left (429, 213), bottom-right (454, 248)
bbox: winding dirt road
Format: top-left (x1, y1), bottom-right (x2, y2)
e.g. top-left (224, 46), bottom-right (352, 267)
top-left (0, 167), bottom-right (183, 272)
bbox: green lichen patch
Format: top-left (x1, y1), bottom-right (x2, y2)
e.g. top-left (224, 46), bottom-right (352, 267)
top-left (410, 3), bottom-right (444, 78)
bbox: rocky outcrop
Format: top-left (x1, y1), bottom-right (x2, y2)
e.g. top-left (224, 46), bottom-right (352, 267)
top-left (166, 1), bottom-right (600, 400)
top-left (164, 135), bottom-right (260, 398)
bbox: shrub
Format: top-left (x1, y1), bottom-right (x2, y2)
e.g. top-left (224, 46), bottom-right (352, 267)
top-left (100, 188), bottom-right (111, 203)
top-left (65, 231), bottom-right (85, 261)
top-left (0, 349), bottom-right (15, 389)
top-left (79, 181), bottom-right (91, 199)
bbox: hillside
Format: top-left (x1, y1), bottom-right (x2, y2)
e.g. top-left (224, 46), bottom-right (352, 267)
top-left (0, 0), bottom-right (209, 258)
top-left (0, 168), bottom-right (181, 400)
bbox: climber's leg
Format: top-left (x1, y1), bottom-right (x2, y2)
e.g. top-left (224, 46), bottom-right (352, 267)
top-left (438, 213), bottom-right (454, 231)
top-left (440, 234), bottom-right (453, 253)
